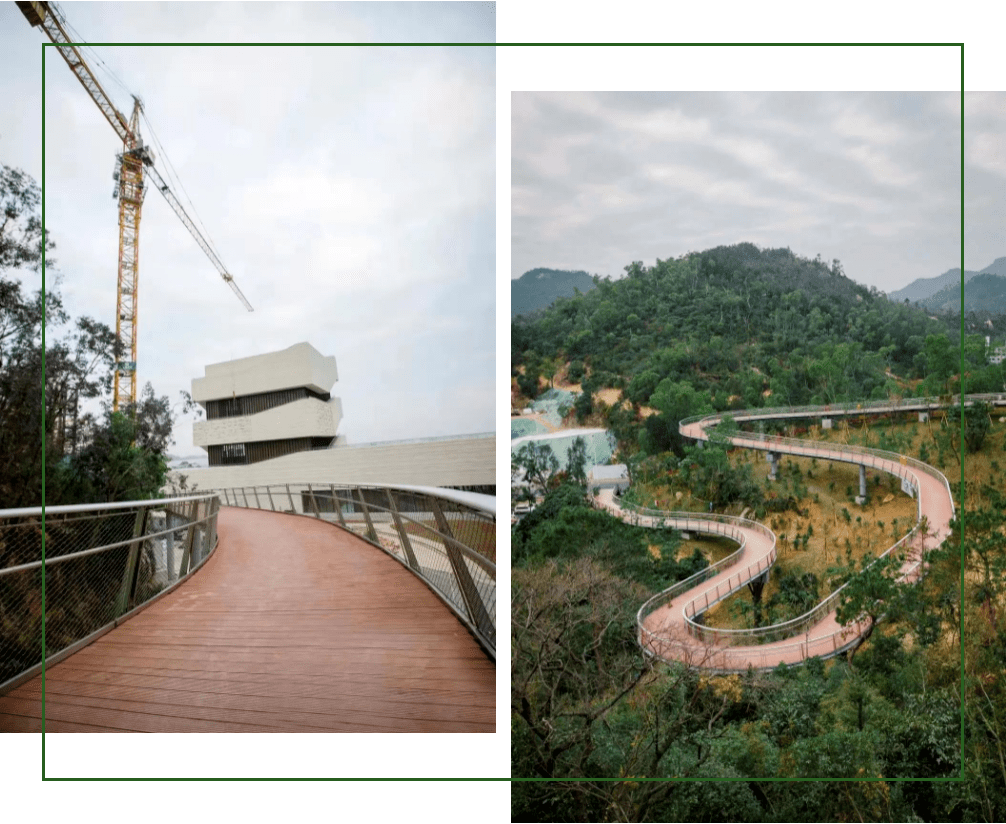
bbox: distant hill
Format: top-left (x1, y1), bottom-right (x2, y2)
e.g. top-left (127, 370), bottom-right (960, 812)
top-left (511, 268), bottom-right (596, 317)
top-left (921, 271), bottom-right (1006, 315)
top-left (888, 267), bottom-right (978, 304)
top-left (888, 257), bottom-right (1006, 305)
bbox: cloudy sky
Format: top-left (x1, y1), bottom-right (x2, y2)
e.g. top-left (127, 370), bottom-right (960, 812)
top-left (512, 90), bottom-right (983, 293)
top-left (2, 1), bottom-right (494, 460)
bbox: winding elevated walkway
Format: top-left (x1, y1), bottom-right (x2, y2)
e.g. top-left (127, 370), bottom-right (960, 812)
top-left (618, 398), bottom-right (960, 671)
top-left (0, 507), bottom-right (494, 732)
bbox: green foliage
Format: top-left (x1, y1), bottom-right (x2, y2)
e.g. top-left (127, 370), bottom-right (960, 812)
top-left (565, 435), bottom-right (588, 487)
top-left (512, 440), bottom-right (560, 495)
top-left (510, 240), bottom-right (971, 818)
top-left (676, 443), bottom-right (764, 509)
top-left (48, 400), bottom-right (171, 503)
top-left (511, 243), bottom-right (955, 455)
top-left (766, 570), bottom-right (820, 623)
top-left (1, 166), bottom-right (177, 508)
top-left (964, 401), bottom-right (992, 453)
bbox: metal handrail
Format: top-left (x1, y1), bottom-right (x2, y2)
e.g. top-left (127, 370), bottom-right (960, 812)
top-left (632, 396), bottom-right (959, 664)
top-left (215, 483), bottom-right (496, 661)
top-left (0, 494), bottom-right (221, 694)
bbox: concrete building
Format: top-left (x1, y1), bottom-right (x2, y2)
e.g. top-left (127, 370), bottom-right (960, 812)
top-left (191, 342), bottom-right (342, 466)
top-left (179, 343), bottom-right (493, 493)
top-left (589, 463), bottom-right (630, 493)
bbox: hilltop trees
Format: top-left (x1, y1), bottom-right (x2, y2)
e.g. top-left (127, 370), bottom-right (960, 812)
top-left (0, 164), bottom-right (176, 506)
top-left (511, 244), bottom-right (956, 461)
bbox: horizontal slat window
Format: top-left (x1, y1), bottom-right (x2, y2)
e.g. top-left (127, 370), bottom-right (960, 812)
top-left (205, 388), bottom-right (331, 420)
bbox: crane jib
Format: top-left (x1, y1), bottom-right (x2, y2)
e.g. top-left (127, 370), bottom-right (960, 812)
top-left (19, 0), bottom-right (254, 412)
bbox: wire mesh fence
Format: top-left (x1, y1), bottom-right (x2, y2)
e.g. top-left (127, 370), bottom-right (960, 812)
top-left (217, 483), bottom-right (496, 659)
top-left (0, 495), bottom-right (220, 692)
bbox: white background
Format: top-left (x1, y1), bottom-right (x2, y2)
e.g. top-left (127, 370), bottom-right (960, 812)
top-left (4, 0), bottom-right (997, 821)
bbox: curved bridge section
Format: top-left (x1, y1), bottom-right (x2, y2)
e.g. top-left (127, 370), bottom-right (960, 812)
top-left (0, 489), bottom-right (494, 732)
top-left (626, 396), bottom-right (960, 671)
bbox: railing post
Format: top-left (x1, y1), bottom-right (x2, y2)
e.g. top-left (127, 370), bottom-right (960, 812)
top-left (114, 506), bottom-right (148, 616)
top-left (266, 485), bottom-right (275, 512)
top-left (430, 498), bottom-right (494, 647)
top-left (386, 489), bottom-right (419, 570)
top-left (307, 483), bottom-right (321, 518)
top-left (178, 500), bottom-right (197, 576)
top-left (286, 484), bottom-right (295, 513)
top-left (207, 496), bottom-right (219, 557)
top-left (354, 488), bottom-right (378, 542)
top-left (252, 486), bottom-right (262, 510)
top-left (330, 484), bottom-right (346, 527)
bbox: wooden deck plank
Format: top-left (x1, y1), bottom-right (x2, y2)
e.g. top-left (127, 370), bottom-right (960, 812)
top-left (0, 507), bottom-right (494, 732)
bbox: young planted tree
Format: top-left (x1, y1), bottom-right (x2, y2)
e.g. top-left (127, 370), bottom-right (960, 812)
top-left (565, 435), bottom-right (589, 488)
top-left (513, 441), bottom-right (560, 496)
top-left (831, 550), bottom-right (910, 664)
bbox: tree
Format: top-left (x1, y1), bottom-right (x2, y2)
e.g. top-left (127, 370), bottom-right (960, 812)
top-left (647, 379), bottom-right (712, 458)
top-left (565, 435), bottom-right (588, 487)
top-left (831, 550), bottom-right (910, 663)
top-left (964, 401), bottom-right (992, 454)
top-left (2, 165), bottom-right (176, 507)
top-left (47, 386), bottom-right (174, 504)
top-left (513, 441), bottom-right (560, 495)
top-left (1, 164), bottom-right (58, 506)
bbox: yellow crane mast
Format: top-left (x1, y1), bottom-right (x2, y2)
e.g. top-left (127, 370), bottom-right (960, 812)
top-left (17, 1), bottom-right (253, 411)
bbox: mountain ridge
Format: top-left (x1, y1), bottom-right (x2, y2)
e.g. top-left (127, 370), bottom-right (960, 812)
top-left (511, 267), bottom-right (597, 317)
top-left (887, 256), bottom-right (1006, 304)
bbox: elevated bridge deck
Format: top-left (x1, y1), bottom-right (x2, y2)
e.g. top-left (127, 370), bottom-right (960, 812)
top-left (0, 507), bottom-right (494, 732)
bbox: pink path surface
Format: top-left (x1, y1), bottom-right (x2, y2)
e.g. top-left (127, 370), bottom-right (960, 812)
top-left (606, 410), bottom-right (955, 671)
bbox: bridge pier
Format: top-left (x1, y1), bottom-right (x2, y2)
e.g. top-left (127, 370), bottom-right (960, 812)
top-left (821, 417), bottom-right (833, 430)
top-left (766, 451), bottom-right (778, 480)
top-left (918, 411), bottom-right (929, 423)
top-left (855, 464), bottom-right (868, 504)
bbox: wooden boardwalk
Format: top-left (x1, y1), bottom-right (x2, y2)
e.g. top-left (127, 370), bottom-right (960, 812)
top-left (0, 507), bottom-right (494, 732)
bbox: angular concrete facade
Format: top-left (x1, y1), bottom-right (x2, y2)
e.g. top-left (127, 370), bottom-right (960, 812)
top-left (181, 342), bottom-right (493, 493)
top-left (192, 342), bottom-right (342, 467)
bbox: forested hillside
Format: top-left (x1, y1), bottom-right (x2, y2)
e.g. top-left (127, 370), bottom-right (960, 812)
top-left (512, 243), bottom-right (1006, 821)
top-left (512, 243), bottom-right (973, 456)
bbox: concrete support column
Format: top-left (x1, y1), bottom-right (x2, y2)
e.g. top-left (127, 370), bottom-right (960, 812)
top-left (822, 418), bottom-right (833, 430)
top-left (918, 411), bottom-right (929, 423)
top-left (855, 464), bottom-right (868, 504)
top-left (767, 451), bottom-right (778, 481)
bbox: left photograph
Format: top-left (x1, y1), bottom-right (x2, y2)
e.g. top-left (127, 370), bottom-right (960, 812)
top-left (1, 1), bottom-right (495, 734)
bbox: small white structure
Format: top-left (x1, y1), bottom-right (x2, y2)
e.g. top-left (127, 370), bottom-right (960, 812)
top-left (589, 463), bottom-right (630, 493)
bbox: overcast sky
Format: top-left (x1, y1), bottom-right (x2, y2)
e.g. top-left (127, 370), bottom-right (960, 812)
top-left (2, 1), bottom-right (494, 459)
top-left (512, 91), bottom-right (1000, 292)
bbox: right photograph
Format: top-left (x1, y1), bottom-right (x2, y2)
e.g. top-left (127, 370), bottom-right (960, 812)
top-left (510, 91), bottom-right (999, 820)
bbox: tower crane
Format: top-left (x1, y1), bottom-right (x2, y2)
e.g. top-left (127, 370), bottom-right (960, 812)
top-left (17, 1), bottom-right (253, 411)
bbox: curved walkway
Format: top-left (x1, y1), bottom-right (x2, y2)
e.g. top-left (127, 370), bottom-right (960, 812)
top-left (0, 507), bottom-right (494, 732)
top-left (616, 402), bottom-right (956, 671)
